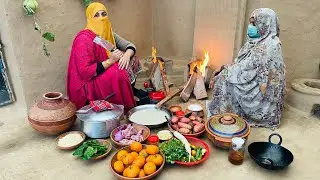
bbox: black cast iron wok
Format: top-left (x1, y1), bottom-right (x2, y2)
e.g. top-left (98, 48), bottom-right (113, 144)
top-left (248, 133), bottom-right (294, 170)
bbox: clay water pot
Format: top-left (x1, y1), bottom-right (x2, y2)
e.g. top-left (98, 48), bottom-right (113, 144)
top-left (28, 92), bottom-right (77, 135)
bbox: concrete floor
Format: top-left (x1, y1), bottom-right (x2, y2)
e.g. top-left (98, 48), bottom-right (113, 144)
top-left (1, 97), bottom-right (320, 180)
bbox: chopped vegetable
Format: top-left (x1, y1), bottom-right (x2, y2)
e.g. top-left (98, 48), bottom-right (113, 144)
top-left (159, 138), bottom-right (189, 164)
top-left (195, 148), bottom-right (202, 161)
top-left (114, 124), bottom-right (144, 145)
top-left (159, 138), bottom-right (207, 163)
top-left (114, 130), bottom-right (124, 141)
top-left (73, 140), bottom-right (108, 160)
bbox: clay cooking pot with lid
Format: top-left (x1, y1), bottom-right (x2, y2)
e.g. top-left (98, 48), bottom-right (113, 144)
top-left (28, 92), bottom-right (77, 135)
top-left (205, 113), bottom-right (251, 149)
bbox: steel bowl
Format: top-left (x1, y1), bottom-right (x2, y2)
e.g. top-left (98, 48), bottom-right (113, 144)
top-left (76, 104), bottom-right (124, 138)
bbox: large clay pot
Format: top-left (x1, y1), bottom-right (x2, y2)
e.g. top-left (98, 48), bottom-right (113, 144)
top-left (28, 92), bottom-right (77, 135)
top-left (205, 113), bottom-right (251, 149)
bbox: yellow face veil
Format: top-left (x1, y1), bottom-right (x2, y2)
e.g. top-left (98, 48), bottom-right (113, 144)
top-left (85, 2), bottom-right (116, 56)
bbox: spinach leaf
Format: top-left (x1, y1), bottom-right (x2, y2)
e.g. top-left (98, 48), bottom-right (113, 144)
top-left (73, 140), bottom-right (108, 160)
top-left (72, 143), bottom-right (87, 157)
top-left (83, 146), bottom-right (97, 160)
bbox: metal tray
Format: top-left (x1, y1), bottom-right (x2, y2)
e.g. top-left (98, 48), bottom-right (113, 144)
top-left (127, 104), bottom-right (172, 128)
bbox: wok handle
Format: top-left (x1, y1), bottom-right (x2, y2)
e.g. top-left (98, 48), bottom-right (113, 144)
top-left (268, 133), bottom-right (282, 145)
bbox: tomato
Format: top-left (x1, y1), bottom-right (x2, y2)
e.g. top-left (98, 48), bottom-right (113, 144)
top-left (175, 111), bottom-right (185, 117)
top-left (144, 82), bottom-right (149, 88)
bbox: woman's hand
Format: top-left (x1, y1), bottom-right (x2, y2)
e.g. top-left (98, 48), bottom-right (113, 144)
top-left (118, 54), bottom-right (131, 70)
top-left (109, 49), bottom-right (123, 63)
top-left (119, 49), bottom-right (134, 70)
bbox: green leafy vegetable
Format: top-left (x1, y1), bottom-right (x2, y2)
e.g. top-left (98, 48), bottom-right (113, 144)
top-left (159, 138), bottom-right (189, 164)
top-left (160, 138), bottom-right (207, 163)
top-left (195, 148), bottom-right (202, 161)
top-left (73, 140), bottom-right (108, 160)
top-left (42, 32), bottom-right (55, 42)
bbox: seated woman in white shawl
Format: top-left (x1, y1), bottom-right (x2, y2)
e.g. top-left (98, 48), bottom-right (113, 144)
top-left (208, 8), bottom-right (286, 129)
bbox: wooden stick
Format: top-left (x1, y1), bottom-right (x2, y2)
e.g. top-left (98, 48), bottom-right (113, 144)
top-left (193, 74), bottom-right (208, 99)
top-left (158, 58), bottom-right (171, 95)
top-left (156, 85), bottom-right (184, 108)
top-left (180, 68), bottom-right (198, 102)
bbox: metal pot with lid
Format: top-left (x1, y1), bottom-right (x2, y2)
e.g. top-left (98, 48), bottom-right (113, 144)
top-left (76, 103), bottom-right (124, 138)
top-left (205, 113), bottom-right (251, 149)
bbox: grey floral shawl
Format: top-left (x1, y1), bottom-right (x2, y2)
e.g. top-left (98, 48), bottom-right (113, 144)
top-left (208, 8), bottom-right (285, 129)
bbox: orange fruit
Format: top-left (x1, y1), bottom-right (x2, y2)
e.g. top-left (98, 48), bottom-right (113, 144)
top-left (126, 165), bottom-right (140, 178)
top-left (143, 162), bottom-right (157, 175)
top-left (139, 169), bottom-right (146, 177)
top-left (146, 145), bottom-right (159, 155)
top-left (152, 154), bottom-right (164, 166)
top-left (130, 152), bottom-right (139, 159)
top-left (132, 156), bottom-right (146, 168)
top-left (146, 155), bottom-right (155, 163)
top-left (123, 168), bottom-right (128, 177)
top-left (130, 141), bottom-right (143, 152)
top-left (139, 149), bottom-right (148, 157)
top-left (117, 150), bottom-right (128, 161)
top-left (113, 161), bottom-right (125, 174)
top-left (122, 154), bottom-right (134, 165)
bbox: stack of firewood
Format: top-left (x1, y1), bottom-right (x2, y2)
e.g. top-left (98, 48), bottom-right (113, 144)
top-left (180, 59), bottom-right (215, 102)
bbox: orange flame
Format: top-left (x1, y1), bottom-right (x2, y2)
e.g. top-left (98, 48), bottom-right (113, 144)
top-left (152, 46), bottom-right (164, 69)
top-left (200, 51), bottom-right (210, 75)
top-left (152, 47), bottom-right (157, 63)
top-left (189, 51), bottom-right (210, 76)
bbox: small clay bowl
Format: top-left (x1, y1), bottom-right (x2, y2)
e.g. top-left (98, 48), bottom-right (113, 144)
top-left (90, 139), bottom-right (113, 160)
top-left (169, 105), bottom-right (183, 115)
top-left (110, 123), bottom-right (150, 148)
top-left (56, 131), bottom-right (86, 150)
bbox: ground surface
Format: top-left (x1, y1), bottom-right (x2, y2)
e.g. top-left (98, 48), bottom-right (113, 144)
top-left (1, 93), bottom-right (320, 180)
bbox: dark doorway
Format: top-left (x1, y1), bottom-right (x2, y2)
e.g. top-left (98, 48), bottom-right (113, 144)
top-left (0, 42), bottom-right (15, 106)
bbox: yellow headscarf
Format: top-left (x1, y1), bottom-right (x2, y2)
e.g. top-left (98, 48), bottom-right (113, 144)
top-left (85, 2), bottom-right (115, 56)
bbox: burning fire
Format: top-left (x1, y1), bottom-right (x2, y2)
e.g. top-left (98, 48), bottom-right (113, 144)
top-left (200, 51), bottom-right (210, 75)
top-left (152, 46), bottom-right (157, 63)
top-left (152, 46), bottom-right (164, 69)
top-left (189, 51), bottom-right (210, 76)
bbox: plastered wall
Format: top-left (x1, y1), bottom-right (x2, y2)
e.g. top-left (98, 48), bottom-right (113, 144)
top-left (193, 0), bottom-right (246, 69)
top-left (152, 0), bottom-right (196, 60)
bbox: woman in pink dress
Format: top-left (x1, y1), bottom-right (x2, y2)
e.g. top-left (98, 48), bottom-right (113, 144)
top-left (66, 2), bottom-right (141, 113)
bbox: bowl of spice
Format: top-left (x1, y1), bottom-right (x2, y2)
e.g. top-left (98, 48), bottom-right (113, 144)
top-left (56, 131), bottom-right (86, 150)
